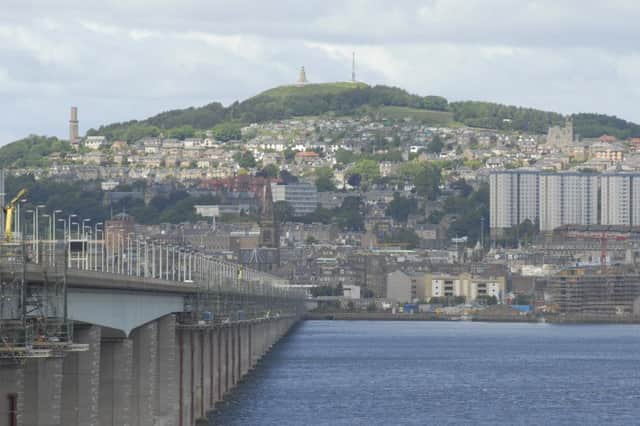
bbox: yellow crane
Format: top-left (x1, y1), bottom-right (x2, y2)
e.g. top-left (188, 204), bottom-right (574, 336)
top-left (4, 188), bottom-right (28, 242)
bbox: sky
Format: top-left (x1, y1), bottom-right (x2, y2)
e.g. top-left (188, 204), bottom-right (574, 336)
top-left (3, 0), bottom-right (640, 144)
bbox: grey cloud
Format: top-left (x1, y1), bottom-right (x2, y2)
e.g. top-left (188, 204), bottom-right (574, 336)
top-left (2, 0), bottom-right (640, 144)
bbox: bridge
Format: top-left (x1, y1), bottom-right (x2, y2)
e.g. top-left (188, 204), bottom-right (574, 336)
top-left (0, 237), bottom-right (306, 426)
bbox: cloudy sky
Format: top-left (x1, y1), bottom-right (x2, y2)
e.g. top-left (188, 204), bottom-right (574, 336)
top-left (2, 0), bottom-right (640, 144)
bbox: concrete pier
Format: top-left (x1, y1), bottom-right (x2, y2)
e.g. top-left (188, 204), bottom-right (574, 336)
top-left (0, 315), bottom-right (299, 426)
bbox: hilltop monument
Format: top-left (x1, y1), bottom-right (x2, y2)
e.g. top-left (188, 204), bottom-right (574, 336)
top-left (297, 66), bottom-right (308, 85)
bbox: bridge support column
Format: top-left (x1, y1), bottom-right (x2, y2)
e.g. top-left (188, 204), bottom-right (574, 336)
top-left (0, 366), bottom-right (24, 426)
top-left (23, 357), bottom-right (63, 426)
top-left (200, 330), bottom-right (212, 418)
top-left (131, 322), bottom-right (157, 426)
top-left (154, 315), bottom-right (178, 426)
top-left (62, 325), bottom-right (101, 426)
top-left (99, 338), bottom-right (133, 426)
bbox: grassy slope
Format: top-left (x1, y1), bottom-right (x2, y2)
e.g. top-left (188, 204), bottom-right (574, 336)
top-left (257, 82), bottom-right (369, 98)
top-left (374, 106), bottom-right (454, 125)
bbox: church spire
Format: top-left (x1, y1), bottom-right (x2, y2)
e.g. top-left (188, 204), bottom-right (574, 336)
top-left (259, 182), bottom-right (279, 249)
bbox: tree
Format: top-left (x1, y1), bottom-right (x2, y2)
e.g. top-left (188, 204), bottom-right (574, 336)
top-left (385, 192), bottom-right (418, 222)
top-left (427, 134), bottom-right (444, 153)
top-left (279, 169), bottom-right (299, 184)
top-left (335, 196), bottom-right (365, 231)
top-left (335, 149), bottom-right (356, 165)
top-left (314, 167), bottom-right (336, 192)
top-left (304, 235), bottom-right (318, 245)
top-left (398, 162), bottom-right (442, 200)
top-left (211, 122), bottom-right (242, 142)
top-left (273, 201), bottom-right (295, 223)
top-left (256, 164), bottom-right (278, 178)
top-left (233, 151), bottom-right (256, 169)
top-left (349, 159), bottom-right (380, 186)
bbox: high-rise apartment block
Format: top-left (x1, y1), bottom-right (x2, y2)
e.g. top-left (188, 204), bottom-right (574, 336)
top-left (490, 170), bottom-right (640, 233)
top-left (489, 170), bottom-right (539, 229)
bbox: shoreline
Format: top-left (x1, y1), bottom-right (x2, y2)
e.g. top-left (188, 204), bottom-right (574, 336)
top-left (304, 312), bottom-right (640, 324)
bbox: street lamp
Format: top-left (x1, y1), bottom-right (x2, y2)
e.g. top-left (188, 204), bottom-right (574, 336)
top-left (42, 214), bottom-right (52, 265)
top-left (67, 214), bottom-right (77, 240)
top-left (34, 205), bottom-right (45, 263)
top-left (52, 209), bottom-right (62, 240)
top-left (81, 219), bottom-right (91, 270)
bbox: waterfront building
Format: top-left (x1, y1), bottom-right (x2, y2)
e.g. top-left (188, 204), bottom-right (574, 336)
top-left (550, 267), bottom-right (640, 318)
top-left (423, 272), bottom-right (505, 302)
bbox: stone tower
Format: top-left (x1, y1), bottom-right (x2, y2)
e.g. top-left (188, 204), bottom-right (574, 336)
top-left (297, 66), bottom-right (308, 85)
top-left (259, 183), bottom-right (279, 249)
top-left (69, 106), bottom-right (79, 143)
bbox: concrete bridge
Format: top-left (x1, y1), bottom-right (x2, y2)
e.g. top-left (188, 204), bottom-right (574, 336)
top-left (0, 240), bottom-right (306, 426)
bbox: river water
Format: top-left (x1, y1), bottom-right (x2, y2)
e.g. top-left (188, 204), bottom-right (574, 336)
top-left (210, 321), bottom-right (640, 425)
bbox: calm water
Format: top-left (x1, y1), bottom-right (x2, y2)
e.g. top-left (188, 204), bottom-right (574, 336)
top-left (210, 321), bottom-right (640, 425)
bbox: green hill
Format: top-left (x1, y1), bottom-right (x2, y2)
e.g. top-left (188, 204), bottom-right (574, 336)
top-left (72, 82), bottom-right (640, 142)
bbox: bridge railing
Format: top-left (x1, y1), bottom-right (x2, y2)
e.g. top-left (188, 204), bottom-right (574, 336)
top-left (25, 237), bottom-right (305, 304)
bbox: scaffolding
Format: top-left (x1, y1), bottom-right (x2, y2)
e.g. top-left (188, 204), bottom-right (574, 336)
top-left (0, 241), bottom-right (78, 365)
top-left (550, 266), bottom-right (640, 318)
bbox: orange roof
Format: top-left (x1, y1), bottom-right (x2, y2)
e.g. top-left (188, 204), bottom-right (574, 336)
top-left (295, 151), bottom-right (319, 157)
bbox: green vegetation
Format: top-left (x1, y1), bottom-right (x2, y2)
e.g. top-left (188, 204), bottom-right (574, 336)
top-left (314, 167), bottom-right (336, 192)
top-left (398, 161), bottom-right (442, 200)
top-left (85, 83), bottom-right (451, 141)
top-left (0, 135), bottom-right (72, 168)
top-left (5, 174), bottom-right (217, 226)
top-left (572, 113), bottom-right (640, 139)
top-left (385, 193), bottom-right (418, 222)
top-left (211, 122), bottom-right (243, 141)
top-left (449, 101), bottom-right (564, 133)
top-left (372, 106), bottom-right (453, 125)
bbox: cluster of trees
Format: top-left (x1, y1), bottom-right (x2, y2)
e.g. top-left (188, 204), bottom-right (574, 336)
top-left (398, 161), bottom-right (442, 200)
top-left (5, 174), bottom-right (217, 226)
top-left (449, 101), bottom-right (565, 134)
top-left (572, 113), bottom-right (640, 139)
top-left (0, 136), bottom-right (73, 168)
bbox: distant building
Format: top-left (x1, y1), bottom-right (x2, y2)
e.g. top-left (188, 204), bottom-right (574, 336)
top-left (546, 118), bottom-right (573, 148)
top-left (489, 170), bottom-right (539, 232)
top-left (104, 213), bottom-right (135, 250)
top-left (600, 173), bottom-right (640, 226)
top-left (550, 267), bottom-right (640, 318)
top-left (386, 270), bottom-right (425, 303)
top-left (84, 136), bottom-right (107, 150)
top-left (424, 272), bottom-right (505, 302)
top-left (69, 106), bottom-right (79, 144)
top-left (539, 172), bottom-right (598, 232)
top-left (271, 182), bottom-right (318, 216)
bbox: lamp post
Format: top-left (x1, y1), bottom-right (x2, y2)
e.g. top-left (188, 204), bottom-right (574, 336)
top-left (67, 214), bottom-right (77, 240)
top-left (81, 219), bottom-right (91, 270)
top-left (57, 219), bottom-right (67, 267)
top-left (42, 213), bottom-right (51, 265)
top-left (71, 222), bottom-right (79, 268)
top-left (52, 209), bottom-right (62, 240)
top-left (34, 205), bottom-right (45, 264)
top-left (95, 222), bottom-right (103, 272)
